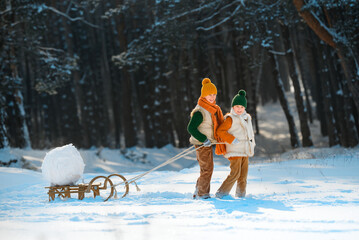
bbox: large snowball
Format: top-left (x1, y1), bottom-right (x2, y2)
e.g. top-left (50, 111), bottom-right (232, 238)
top-left (41, 144), bottom-right (85, 186)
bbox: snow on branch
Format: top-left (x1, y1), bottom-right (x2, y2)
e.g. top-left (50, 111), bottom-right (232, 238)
top-left (268, 50), bottom-right (286, 56)
top-left (0, 8), bottom-right (11, 17)
top-left (196, 4), bottom-right (242, 31)
top-left (196, 0), bottom-right (245, 24)
top-left (37, 47), bottom-right (65, 53)
top-left (1, 3), bottom-right (100, 28)
top-left (154, 1), bottom-right (218, 27)
top-left (39, 4), bottom-right (100, 29)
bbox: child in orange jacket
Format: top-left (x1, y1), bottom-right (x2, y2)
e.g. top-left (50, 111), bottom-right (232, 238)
top-left (187, 78), bottom-right (225, 199)
top-left (215, 90), bottom-right (255, 198)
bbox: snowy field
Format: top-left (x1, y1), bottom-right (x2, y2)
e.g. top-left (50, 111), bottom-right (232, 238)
top-left (1, 146), bottom-right (359, 240)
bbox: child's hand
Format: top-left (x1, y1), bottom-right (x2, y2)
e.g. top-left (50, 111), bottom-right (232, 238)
top-left (203, 139), bottom-right (212, 146)
top-left (232, 138), bottom-right (240, 144)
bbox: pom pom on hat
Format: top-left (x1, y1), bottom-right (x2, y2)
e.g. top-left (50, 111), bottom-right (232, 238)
top-left (232, 89), bottom-right (247, 108)
top-left (201, 78), bottom-right (217, 97)
top-left (202, 78), bottom-right (211, 85)
top-left (238, 90), bottom-right (246, 97)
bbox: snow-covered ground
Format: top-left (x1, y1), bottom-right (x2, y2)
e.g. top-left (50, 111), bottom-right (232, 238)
top-left (1, 147), bottom-right (359, 240)
top-left (1, 92), bottom-right (359, 239)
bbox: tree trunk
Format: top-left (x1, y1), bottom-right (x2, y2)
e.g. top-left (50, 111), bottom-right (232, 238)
top-left (315, 43), bottom-right (339, 146)
top-left (137, 70), bottom-right (156, 148)
top-left (0, 100), bottom-right (9, 149)
top-left (169, 48), bottom-right (191, 147)
top-left (252, 47), bottom-right (265, 135)
top-left (5, 3), bottom-right (29, 148)
top-left (292, 26), bottom-right (314, 123)
top-left (60, 1), bottom-right (89, 148)
top-left (99, 17), bottom-right (117, 148)
top-left (151, 55), bottom-right (175, 148)
top-left (282, 25), bottom-right (313, 147)
top-left (325, 46), bottom-right (359, 147)
top-left (270, 52), bottom-right (301, 148)
top-left (15, 90), bottom-right (31, 148)
top-left (116, 3), bottom-right (137, 148)
top-left (85, 10), bottom-right (107, 147)
top-left (319, 72), bottom-right (339, 146)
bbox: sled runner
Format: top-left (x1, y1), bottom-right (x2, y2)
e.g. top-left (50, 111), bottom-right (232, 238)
top-left (46, 173), bottom-right (129, 202)
top-left (46, 182), bottom-right (101, 201)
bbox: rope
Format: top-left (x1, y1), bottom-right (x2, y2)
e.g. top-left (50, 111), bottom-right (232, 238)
top-left (113, 145), bottom-right (197, 188)
top-left (113, 142), bottom-right (226, 189)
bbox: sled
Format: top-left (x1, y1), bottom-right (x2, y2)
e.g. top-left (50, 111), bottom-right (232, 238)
top-left (45, 143), bottom-right (220, 202)
top-left (46, 173), bottom-right (129, 202)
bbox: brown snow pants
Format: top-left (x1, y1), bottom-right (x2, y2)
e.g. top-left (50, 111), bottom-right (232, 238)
top-left (216, 156), bottom-right (249, 197)
top-left (194, 145), bottom-right (214, 198)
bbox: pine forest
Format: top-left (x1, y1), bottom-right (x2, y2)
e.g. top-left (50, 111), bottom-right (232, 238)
top-left (1, 0), bottom-right (359, 150)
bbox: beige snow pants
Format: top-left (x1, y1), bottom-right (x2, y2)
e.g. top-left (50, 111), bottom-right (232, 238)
top-left (194, 145), bottom-right (214, 198)
top-left (216, 156), bottom-right (249, 197)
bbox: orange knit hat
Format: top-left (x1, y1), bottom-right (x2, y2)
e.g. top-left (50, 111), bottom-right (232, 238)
top-left (200, 78), bottom-right (217, 97)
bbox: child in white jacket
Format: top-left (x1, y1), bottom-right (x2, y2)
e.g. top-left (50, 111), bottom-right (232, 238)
top-left (215, 90), bottom-right (255, 198)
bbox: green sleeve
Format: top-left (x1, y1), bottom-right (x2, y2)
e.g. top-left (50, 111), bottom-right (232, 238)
top-left (187, 111), bottom-right (207, 143)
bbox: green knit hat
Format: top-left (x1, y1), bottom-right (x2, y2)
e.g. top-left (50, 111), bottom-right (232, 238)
top-left (232, 90), bottom-right (247, 108)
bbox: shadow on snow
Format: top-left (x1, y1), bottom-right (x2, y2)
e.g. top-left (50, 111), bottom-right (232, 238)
top-left (209, 196), bottom-right (293, 214)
